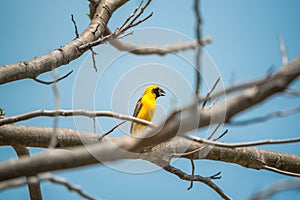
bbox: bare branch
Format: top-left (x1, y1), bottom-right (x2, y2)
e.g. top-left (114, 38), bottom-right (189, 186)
top-left (161, 165), bottom-right (229, 200)
top-left (46, 173), bottom-right (99, 200)
top-left (13, 146), bottom-right (42, 200)
top-left (0, 177), bottom-right (27, 190)
top-left (214, 56), bottom-right (300, 122)
top-left (71, 14), bottom-right (79, 39)
top-left (194, 0), bottom-right (202, 95)
top-left (117, 1), bottom-right (143, 31)
top-left (213, 129), bottom-right (228, 141)
top-left (0, 0), bottom-right (130, 84)
top-left (49, 69), bottom-right (61, 148)
top-left (174, 135), bottom-right (300, 161)
top-left (90, 48), bottom-right (98, 72)
top-left (187, 159), bottom-right (195, 190)
top-left (0, 109), bottom-right (155, 128)
top-left (99, 121), bottom-right (126, 141)
top-left (0, 56), bottom-right (300, 181)
top-left (201, 77), bottom-right (220, 108)
top-left (33, 70), bottom-right (73, 85)
top-left (106, 26), bottom-right (212, 55)
top-left (250, 179), bottom-right (300, 200)
top-left (283, 88), bottom-right (300, 97)
top-left (198, 77), bottom-right (264, 102)
top-left (263, 166), bottom-right (300, 178)
top-left (278, 35), bottom-right (288, 65)
top-left (185, 135), bottom-right (300, 148)
top-left (123, 0), bottom-right (152, 30)
top-left (92, 117), bottom-right (96, 133)
top-left (0, 173), bottom-right (99, 200)
top-left (231, 106), bottom-right (300, 126)
top-left (79, 0), bottom-right (153, 51)
top-left (88, 0), bottom-right (101, 19)
top-left (1, 125), bottom-right (300, 178)
top-left (206, 123), bottom-right (222, 140)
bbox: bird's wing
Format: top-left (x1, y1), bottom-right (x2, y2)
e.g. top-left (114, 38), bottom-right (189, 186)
top-left (130, 98), bottom-right (142, 133)
top-left (132, 98), bottom-right (142, 118)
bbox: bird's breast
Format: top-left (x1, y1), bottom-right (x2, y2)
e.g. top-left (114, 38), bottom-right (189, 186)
top-left (138, 97), bottom-right (156, 121)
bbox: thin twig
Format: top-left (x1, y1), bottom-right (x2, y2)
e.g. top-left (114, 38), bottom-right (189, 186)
top-left (207, 123), bottom-right (222, 140)
top-left (201, 77), bottom-right (220, 108)
top-left (198, 77), bottom-right (262, 102)
top-left (0, 109), bottom-right (155, 128)
top-left (185, 135), bottom-right (300, 148)
top-left (283, 89), bottom-right (300, 97)
top-left (79, 0), bottom-right (153, 51)
top-left (47, 173), bottom-right (99, 200)
top-left (116, 31), bottom-right (133, 40)
top-left (231, 106), bottom-right (300, 126)
top-left (277, 35), bottom-right (288, 65)
top-left (49, 69), bottom-right (60, 148)
top-left (99, 121), bottom-right (126, 141)
top-left (0, 173), bottom-right (99, 200)
top-left (182, 127), bottom-right (228, 159)
top-left (263, 166), bottom-right (300, 178)
top-left (71, 14), bottom-right (79, 39)
top-left (162, 165), bottom-right (230, 200)
top-left (105, 27), bottom-right (212, 56)
top-left (250, 179), bottom-right (300, 200)
top-left (33, 70), bottom-right (73, 85)
top-left (90, 48), bottom-right (98, 72)
top-left (194, 0), bottom-right (202, 96)
top-left (117, 1), bottom-right (143, 31)
top-left (125, 0), bottom-right (152, 29)
top-left (187, 159), bottom-right (195, 190)
top-left (213, 129), bottom-right (228, 141)
top-left (92, 117), bottom-right (96, 133)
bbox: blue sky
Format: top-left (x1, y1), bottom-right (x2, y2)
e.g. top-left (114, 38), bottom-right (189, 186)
top-left (1, 0), bottom-right (300, 199)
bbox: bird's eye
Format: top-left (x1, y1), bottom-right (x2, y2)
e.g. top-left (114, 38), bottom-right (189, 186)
top-left (152, 87), bottom-right (159, 93)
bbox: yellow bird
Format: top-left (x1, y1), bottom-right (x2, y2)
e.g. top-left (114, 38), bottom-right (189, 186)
top-left (130, 85), bottom-right (165, 135)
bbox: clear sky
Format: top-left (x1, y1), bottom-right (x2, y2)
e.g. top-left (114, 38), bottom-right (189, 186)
top-left (1, 0), bottom-right (300, 199)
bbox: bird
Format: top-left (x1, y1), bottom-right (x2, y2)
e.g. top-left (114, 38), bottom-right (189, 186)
top-left (130, 85), bottom-right (165, 135)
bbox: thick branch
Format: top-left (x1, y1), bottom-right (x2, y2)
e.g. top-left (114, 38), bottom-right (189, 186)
top-left (199, 56), bottom-right (300, 125)
top-left (0, 0), bottom-right (129, 84)
top-left (0, 57), bottom-right (299, 181)
top-left (1, 125), bottom-right (300, 177)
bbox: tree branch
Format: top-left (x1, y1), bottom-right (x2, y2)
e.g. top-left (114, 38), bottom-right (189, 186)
top-left (13, 146), bottom-right (42, 200)
top-left (193, 0), bottom-right (203, 95)
top-left (230, 106), bottom-right (300, 126)
top-left (0, 173), bottom-right (99, 200)
top-left (71, 14), bottom-right (79, 39)
top-left (0, 109), bottom-right (155, 128)
top-left (32, 70), bottom-right (73, 85)
top-left (79, 0), bottom-right (153, 51)
top-left (184, 135), bottom-right (300, 149)
top-left (0, 0), bottom-right (130, 84)
top-left (0, 56), bottom-right (299, 183)
top-left (49, 69), bottom-right (61, 148)
top-left (105, 27), bottom-right (212, 55)
top-left (161, 164), bottom-right (230, 200)
top-left (250, 179), bottom-right (300, 200)
top-left (208, 56), bottom-right (300, 124)
top-left (1, 125), bottom-right (300, 178)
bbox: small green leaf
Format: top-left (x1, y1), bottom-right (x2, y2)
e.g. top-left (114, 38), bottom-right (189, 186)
top-left (0, 108), bottom-right (6, 116)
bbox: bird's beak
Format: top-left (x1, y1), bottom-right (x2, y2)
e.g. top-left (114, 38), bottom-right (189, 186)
top-left (159, 88), bottom-right (166, 97)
